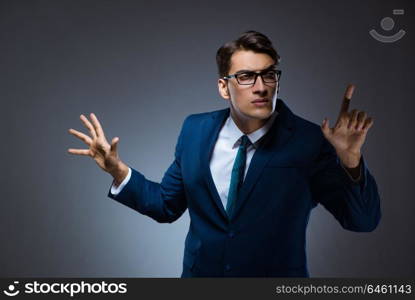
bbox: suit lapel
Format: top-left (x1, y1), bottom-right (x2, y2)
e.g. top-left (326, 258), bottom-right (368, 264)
top-left (232, 99), bottom-right (296, 221)
top-left (200, 108), bottom-right (230, 221)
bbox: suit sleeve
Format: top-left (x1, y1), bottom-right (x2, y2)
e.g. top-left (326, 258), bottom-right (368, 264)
top-left (107, 117), bottom-right (188, 223)
top-left (309, 137), bottom-right (381, 232)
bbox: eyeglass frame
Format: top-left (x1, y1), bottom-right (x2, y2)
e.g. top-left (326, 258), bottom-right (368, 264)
top-left (222, 68), bottom-right (282, 86)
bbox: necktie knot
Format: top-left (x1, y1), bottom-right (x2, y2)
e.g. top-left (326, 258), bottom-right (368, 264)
top-left (239, 135), bottom-right (251, 148)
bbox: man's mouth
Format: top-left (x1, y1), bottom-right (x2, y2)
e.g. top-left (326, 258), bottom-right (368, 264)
top-left (251, 98), bottom-right (269, 103)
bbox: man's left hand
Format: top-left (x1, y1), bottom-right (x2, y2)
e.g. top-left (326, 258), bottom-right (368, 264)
top-left (321, 84), bottom-right (374, 168)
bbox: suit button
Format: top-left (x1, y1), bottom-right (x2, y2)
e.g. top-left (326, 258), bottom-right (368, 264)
top-left (228, 231), bottom-right (235, 238)
top-left (225, 264), bottom-right (231, 271)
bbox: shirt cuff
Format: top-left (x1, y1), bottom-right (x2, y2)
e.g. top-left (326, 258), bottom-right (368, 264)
top-left (110, 167), bottom-right (132, 195)
top-left (340, 159), bottom-right (362, 183)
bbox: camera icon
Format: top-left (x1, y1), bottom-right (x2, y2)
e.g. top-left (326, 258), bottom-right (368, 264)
top-left (3, 281), bottom-right (20, 297)
top-left (369, 9), bottom-right (406, 43)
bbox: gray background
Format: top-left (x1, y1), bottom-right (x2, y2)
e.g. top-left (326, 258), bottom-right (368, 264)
top-left (1, 0), bottom-right (414, 277)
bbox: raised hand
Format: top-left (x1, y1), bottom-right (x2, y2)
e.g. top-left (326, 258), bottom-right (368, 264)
top-left (68, 113), bottom-right (128, 184)
top-left (321, 84), bottom-right (374, 168)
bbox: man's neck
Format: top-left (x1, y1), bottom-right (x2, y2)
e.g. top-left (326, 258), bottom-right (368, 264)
top-left (230, 110), bottom-right (270, 135)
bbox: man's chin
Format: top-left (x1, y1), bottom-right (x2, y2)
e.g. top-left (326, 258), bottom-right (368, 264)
top-left (246, 108), bottom-right (274, 120)
top-left (231, 105), bottom-right (274, 121)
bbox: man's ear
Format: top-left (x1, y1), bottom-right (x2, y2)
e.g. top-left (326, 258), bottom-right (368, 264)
top-left (218, 79), bottom-right (230, 100)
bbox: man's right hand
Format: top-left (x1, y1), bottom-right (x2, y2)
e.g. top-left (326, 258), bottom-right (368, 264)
top-left (67, 113), bottom-right (129, 185)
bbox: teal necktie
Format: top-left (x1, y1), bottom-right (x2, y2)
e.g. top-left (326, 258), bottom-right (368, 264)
top-left (226, 135), bottom-right (251, 218)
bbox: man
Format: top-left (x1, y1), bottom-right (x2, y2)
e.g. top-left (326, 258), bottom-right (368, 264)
top-left (68, 31), bottom-right (381, 277)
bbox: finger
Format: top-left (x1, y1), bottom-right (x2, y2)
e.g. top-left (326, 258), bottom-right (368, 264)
top-left (67, 148), bottom-right (91, 156)
top-left (344, 84), bottom-right (355, 100)
top-left (362, 117), bottom-right (374, 131)
top-left (334, 117), bottom-right (344, 130)
top-left (321, 118), bottom-right (332, 138)
top-left (80, 114), bottom-right (97, 139)
top-left (348, 109), bottom-right (359, 129)
top-left (89, 113), bottom-right (105, 138)
top-left (338, 84), bottom-right (355, 119)
top-left (110, 137), bottom-right (119, 154)
top-left (356, 111), bottom-right (367, 131)
top-left (68, 128), bottom-right (92, 146)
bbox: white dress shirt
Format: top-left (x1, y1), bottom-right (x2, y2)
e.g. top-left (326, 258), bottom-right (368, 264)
top-left (209, 112), bottom-right (278, 210)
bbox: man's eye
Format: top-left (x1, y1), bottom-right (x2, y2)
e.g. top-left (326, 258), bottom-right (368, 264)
top-left (263, 71), bottom-right (276, 79)
top-left (238, 73), bottom-right (254, 80)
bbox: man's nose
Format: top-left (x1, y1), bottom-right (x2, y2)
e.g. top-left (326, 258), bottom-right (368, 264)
top-left (252, 75), bottom-right (267, 94)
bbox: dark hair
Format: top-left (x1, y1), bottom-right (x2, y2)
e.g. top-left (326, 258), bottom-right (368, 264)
top-left (216, 30), bottom-right (280, 78)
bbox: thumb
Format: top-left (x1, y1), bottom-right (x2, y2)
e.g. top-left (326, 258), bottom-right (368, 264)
top-left (110, 137), bottom-right (119, 154)
top-left (321, 118), bottom-right (331, 138)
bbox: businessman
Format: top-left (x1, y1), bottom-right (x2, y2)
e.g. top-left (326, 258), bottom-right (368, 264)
top-left (68, 31), bottom-right (381, 277)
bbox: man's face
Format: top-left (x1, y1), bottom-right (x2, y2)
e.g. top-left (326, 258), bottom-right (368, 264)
top-left (218, 50), bottom-right (278, 122)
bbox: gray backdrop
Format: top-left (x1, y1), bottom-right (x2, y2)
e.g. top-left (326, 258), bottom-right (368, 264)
top-left (1, 0), bottom-right (414, 277)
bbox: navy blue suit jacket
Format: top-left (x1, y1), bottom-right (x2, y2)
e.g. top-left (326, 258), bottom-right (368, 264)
top-left (108, 98), bottom-right (381, 277)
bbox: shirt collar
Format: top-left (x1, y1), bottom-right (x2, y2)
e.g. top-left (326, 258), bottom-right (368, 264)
top-left (222, 110), bottom-right (278, 149)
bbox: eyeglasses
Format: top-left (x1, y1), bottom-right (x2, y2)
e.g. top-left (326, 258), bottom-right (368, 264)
top-left (223, 69), bottom-right (282, 85)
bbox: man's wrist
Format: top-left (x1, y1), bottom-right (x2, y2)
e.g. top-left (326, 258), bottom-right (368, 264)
top-left (337, 150), bottom-right (361, 169)
top-left (110, 161), bottom-right (129, 186)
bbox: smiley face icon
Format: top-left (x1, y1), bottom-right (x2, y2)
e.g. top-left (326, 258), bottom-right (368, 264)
top-left (370, 9), bottom-right (406, 43)
top-left (3, 281), bottom-right (20, 297)
top-left (369, 9), bottom-right (406, 43)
